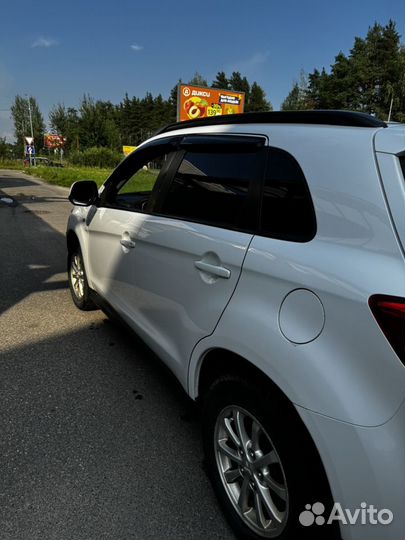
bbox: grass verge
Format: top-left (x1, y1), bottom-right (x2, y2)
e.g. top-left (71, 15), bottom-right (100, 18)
top-left (23, 166), bottom-right (113, 188)
top-left (0, 161), bottom-right (157, 190)
top-left (0, 161), bottom-right (113, 188)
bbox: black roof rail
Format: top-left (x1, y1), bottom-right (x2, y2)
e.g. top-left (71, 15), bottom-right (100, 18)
top-left (156, 110), bottom-right (387, 135)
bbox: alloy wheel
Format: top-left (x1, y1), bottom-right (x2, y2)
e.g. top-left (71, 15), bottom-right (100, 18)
top-left (214, 405), bottom-right (289, 537)
top-left (70, 253), bottom-right (85, 300)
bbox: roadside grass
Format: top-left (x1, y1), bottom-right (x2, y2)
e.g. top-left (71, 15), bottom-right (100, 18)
top-left (0, 159), bottom-right (24, 170)
top-left (0, 160), bottom-right (113, 188)
top-left (119, 169), bottom-right (159, 193)
top-left (23, 165), bottom-right (113, 188)
top-left (0, 160), bottom-right (159, 191)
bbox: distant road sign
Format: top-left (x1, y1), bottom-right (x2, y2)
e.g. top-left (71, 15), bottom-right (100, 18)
top-left (25, 136), bottom-right (34, 145)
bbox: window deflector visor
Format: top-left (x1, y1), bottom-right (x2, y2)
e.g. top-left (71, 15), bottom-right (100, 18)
top-left (179, 135), bottom-right (266, 153)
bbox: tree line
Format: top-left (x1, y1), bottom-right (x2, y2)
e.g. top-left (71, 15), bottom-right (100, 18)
top-left (281, 21), bottom-right (405, 121)
top-left (8, 20), bottom-right (404, 160)
top-left (9, 71), bottom-right (271, 156)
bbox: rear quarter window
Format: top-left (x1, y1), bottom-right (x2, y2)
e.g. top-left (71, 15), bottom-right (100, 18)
top-left (260, 147), bottom-right (316, 242)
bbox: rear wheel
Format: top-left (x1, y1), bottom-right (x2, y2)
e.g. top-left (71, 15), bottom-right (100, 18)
top-left (202, 375), bottom-right (338, 539)
top-left (68, 248), bottom-right (97, 310)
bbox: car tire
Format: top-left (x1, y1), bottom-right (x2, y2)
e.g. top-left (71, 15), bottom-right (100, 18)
top-left (68, 247), bottom-right (98, 311)
top-left (202, 375), bottom-right (339, 540)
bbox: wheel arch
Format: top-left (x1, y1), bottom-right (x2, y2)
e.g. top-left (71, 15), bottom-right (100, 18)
top-left (196, 347), bottom-right (338, 534)
top-left (197, 348), bottom-right (290, 407)
top-left (66, 229), bottom-right (80, 254)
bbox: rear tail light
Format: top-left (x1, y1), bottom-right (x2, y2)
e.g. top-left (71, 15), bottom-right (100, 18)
top-left (369, 295), bottom-right (405, 364)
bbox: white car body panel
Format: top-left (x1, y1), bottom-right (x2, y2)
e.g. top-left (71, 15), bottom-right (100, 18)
top-left (188, 234), bottom-right (405, 426)
top-left (186, 126), bottom-right (405, 426)
top-left (374, 123), bottom-right (405, 154)
top-left (375, 152), bottom-right (405, 253)
top-left (83, 206), bottom-right (253, 386)
top-left (297, 399), bottom-right (405, 540)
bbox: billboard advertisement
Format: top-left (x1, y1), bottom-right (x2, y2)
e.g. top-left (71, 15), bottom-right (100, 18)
top-left (178, 84), bottom-right (245, 122)
top-left (44, 134), bottom-right (66, 149)
top-left (122, 145), bottom-right (137, 156)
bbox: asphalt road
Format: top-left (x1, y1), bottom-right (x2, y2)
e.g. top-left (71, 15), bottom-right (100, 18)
top-left (0, 170), bottom-right (234, 540)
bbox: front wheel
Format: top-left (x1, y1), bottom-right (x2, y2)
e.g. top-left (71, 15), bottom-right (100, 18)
top-left (202, 376), bottom-right (338, 539)
top-left (68, 248), bottom-right (97, 311)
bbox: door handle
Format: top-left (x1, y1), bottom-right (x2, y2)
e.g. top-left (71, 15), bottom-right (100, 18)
top-left (120, 238), bottom-right (136, 249)
top-left (194, 260), bottom-right (231, 279)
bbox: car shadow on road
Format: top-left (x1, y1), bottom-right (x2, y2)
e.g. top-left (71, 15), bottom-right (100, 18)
top-left (0, 174), bottom-right (42, 190)
top-left (0, 201), bottom-right (69, 316)
top-left (0, 309), bottom-right (234, 540)
top-left (0, 176), bottom-right (235, 539)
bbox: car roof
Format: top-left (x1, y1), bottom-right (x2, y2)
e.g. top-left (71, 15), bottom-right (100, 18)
top-left (156, 110), bottom-right (387, 136)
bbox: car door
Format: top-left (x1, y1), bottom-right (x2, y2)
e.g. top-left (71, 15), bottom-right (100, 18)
top-left (85, 138), bottom-right (181, 306)
top-left (88, 134), bottom-right (267, 387)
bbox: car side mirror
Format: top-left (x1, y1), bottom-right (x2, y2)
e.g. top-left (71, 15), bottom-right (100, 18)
top-left (69, 180), bottom-right (99, 206)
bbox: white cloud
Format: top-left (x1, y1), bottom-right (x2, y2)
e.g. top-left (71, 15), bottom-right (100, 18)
top-left (31, 37), bottom-right (58, 48)
top-left (227, 51), bottom-right (270, 74)
top-left (130, 44), bottom-right (143, 52)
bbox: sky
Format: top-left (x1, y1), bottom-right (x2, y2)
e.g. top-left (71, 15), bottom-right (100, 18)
top-left (1, 0), bottom-right (404, 141)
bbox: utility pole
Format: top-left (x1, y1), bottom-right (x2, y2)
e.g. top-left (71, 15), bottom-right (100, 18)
top-left (386, 83), bottom-right (394, 123)
top-left (26, 95), bottom-right (35, 166)
top-left (387, 95), bottom-right (394, 123)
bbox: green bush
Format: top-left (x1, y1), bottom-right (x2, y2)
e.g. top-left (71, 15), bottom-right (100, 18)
top-left (69, 147), bottom-right (123, 168)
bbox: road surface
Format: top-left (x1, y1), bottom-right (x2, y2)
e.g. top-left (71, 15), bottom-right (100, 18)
top-left (0, 169), bottom-right (234, 540)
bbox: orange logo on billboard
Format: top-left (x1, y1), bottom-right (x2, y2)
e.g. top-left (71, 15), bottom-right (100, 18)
top-left (178, 84), bottom-right (245, 122)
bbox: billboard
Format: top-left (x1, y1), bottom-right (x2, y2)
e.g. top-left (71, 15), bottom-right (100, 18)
top-left (44, 134), bottom-right (66, 149)
top-left (178, 84), bottom-right (245, 122)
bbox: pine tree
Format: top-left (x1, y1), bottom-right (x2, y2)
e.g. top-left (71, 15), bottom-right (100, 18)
top-left (211, 71), bottom-right (229, 89)
top-left (282, 20), bottom-right (405, 121)
top-left (306, 68), bottom-right (332, 108)
top-left (188, 72), bottom-right (208, 87)
top-left (281, 71), bottom-right (310, 110)
top-left (281, 83), bottom-right (301, 110)
top-left (229, 72), bottom-right (250, 99)
top-left (248, 82), bottom-right (272, 112)
top-left (169, 81), bottom-right (181, 121)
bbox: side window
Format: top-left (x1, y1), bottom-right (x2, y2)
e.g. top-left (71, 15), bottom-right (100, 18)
top-left (106, 152), bottom-right (171, 211)
top-left (159, 150), bottom-right (260, 230)
top-left (260, 148), bottom-right (316, 242)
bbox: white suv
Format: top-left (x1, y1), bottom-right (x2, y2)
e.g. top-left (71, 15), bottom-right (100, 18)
top-left (66, 111), bottom-right (405, 540)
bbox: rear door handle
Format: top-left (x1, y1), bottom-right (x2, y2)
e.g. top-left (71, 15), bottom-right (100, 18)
top-left (194, 261), bottom-right (231, 279)
top-left (120, 238), bottom-right (136, 249)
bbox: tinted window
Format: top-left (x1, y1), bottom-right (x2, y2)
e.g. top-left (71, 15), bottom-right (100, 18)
top-left (399, 156), bottom-right (405, 183)
top-left (260, 148), bottom-right (316, 242)
top-left (106, 153), bottom-right (169, 211)
top-left (160, 150), bottom-right (260, 229)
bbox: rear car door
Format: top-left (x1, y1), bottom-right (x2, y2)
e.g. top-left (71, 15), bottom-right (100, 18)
top-left (90, 134), bottom-right (267, 386)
